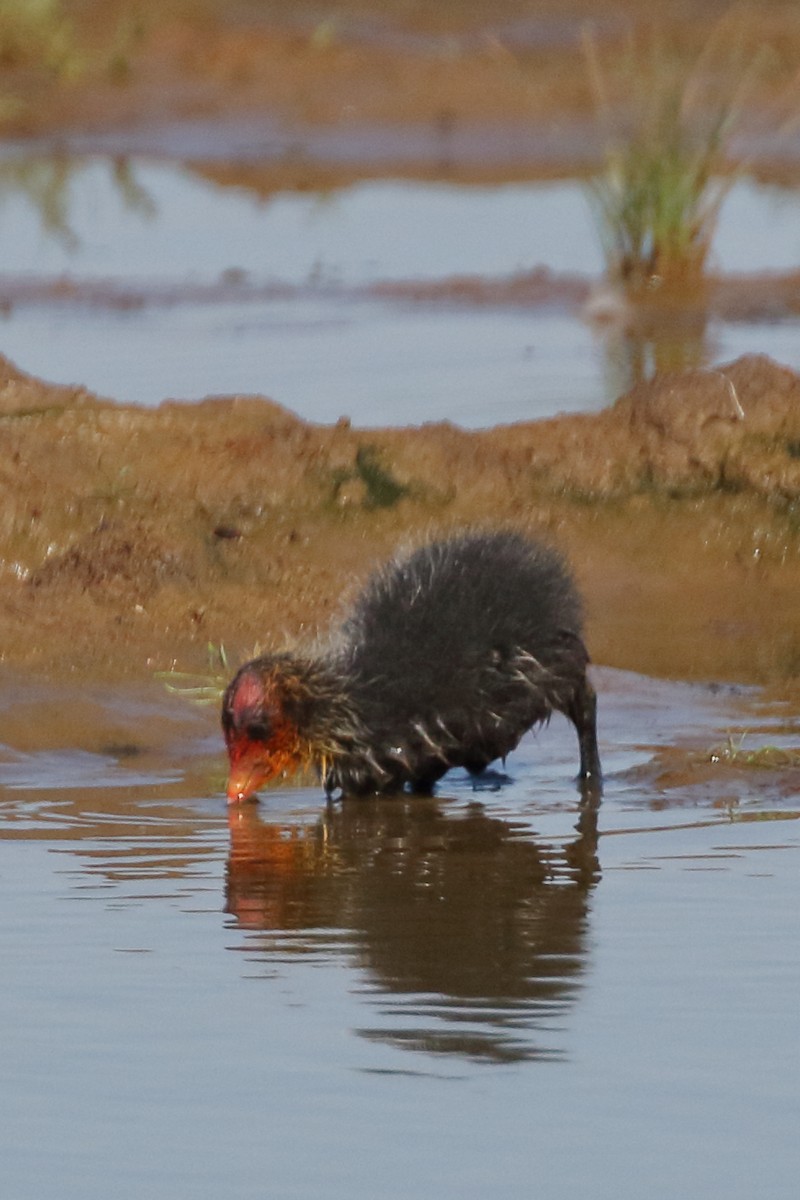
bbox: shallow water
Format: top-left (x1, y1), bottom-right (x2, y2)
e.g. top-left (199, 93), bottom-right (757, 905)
top-left (0, 159), bottom-right (797, 282)
top-left (1, 668), bottom-right (798, 1199)
top-left (0, 157), bottom-right (798, 422)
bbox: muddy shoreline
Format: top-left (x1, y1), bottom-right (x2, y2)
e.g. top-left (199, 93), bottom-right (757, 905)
top-left (0, 351), bottom-right (797, 695)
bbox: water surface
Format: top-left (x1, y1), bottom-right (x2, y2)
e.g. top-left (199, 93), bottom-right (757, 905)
top-left (0, 158), bottom-right (798, 423)
top-left (1, 669), bottom-right (798, 1199)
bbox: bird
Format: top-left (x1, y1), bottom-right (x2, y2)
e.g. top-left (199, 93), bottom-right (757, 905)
top-left (221, 529), bottom-right (601, 803)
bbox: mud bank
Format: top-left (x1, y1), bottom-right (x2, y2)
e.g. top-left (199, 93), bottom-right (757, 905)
top-left (3, 1), bottom-right (800, 184)
top-left (0, 351), bottom-right (797, 689)
top-left (3, 266), bottom-right (798, 326)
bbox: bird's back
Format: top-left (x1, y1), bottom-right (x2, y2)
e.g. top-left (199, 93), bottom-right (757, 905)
top-left (331, 530), bottom-right (588, 789)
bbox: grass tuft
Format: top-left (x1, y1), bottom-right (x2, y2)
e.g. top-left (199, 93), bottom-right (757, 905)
top-left (708, 731), bottom-right (800, 769)
top-left (0, 0), bottom-right (81, 76)
top-left (329, 446), bottom-right (410, 510)
top-left (354, 446), bottom-right (409, 509)
top-left (583, 19), bottom-right (773, 291)
top-left (156, 643), bottom-right (230, 705)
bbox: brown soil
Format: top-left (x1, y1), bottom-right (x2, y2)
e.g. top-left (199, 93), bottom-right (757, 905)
top-left (0, 350), bottom-right (798, 696)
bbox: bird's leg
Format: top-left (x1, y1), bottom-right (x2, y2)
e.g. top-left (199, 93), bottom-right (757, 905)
top-left (567, 674), bottom-right (602, 793)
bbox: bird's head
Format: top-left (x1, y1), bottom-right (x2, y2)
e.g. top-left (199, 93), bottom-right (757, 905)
top-left (221, 659), bottom-right (308, 804)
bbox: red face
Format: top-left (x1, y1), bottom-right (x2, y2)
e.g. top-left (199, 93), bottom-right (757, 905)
top-left (222, 667), bottom-right (304, 804)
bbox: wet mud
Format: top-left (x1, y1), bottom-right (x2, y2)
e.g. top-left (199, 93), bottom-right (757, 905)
top-left (0, 350), bottom-right (798, 696)
top-left (3, 265), bottom-right (798, 326)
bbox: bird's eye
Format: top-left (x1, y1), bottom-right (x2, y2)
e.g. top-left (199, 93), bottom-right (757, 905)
top-left (245, 720), bottom-right (270, 742)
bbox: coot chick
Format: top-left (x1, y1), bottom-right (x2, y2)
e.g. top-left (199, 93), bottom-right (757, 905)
top-left (222, 530), bottom-right (601, 802)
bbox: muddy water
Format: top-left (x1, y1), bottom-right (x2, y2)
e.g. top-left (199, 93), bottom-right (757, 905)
top-left (0, 158), bottom-right (798, 423)
top-left (2, 668), bottom-right (798, 1199)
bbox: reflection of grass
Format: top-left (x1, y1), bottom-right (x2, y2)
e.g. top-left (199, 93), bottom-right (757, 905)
top-left (583, 22), bottom-right (769, 290)
top-left (110, 157), bottom-right (158, 221)
top-left (0, 155), bottom-right (157, 249)
top-left (1, 157), bottom-right (77, 245)
top-left (709, 732), bottom-right (800, 769)
top-left (0, 157), bottom-right (81, 246)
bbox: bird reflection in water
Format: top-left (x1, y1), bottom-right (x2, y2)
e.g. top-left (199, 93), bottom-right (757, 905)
top-left (226, 797), bottom-right (600, 1064)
